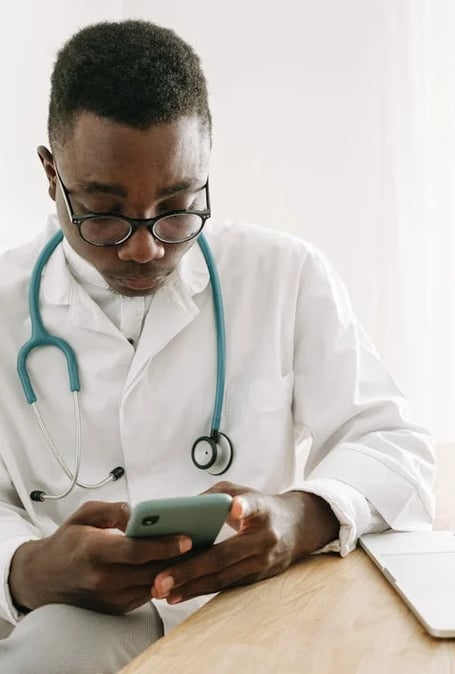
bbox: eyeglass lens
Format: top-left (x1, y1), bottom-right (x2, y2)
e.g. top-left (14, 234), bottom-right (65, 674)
top-left (80, 213), bottom-right (204, 245)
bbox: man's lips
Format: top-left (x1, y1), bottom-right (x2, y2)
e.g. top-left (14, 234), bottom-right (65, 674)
top-left (118, 276), bottom-right (164, 290)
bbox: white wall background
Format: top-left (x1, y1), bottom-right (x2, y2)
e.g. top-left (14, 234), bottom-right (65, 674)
top-left (0, 0), bottom-right (122, 248)
top-left (1, 1), bottom-right (453, 440)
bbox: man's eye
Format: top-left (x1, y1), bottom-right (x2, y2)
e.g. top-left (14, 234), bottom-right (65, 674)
top-left (162, 204), bottom-right (190, 214)
top-left (158, 193), bottom-right (201, 214)
top-left (80, 203), bottom-right (121, 215)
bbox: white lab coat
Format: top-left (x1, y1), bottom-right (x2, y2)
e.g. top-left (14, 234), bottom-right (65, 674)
top-left (0, 216), bottom-right (435, 630)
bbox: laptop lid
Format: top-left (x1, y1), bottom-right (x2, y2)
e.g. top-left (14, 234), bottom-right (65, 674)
top-left (359, 530), bottom-right (455, 638)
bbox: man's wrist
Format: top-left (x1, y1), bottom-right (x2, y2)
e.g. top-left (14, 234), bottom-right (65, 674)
top-left (280, 490), bottom-right (340, 559)
top-left (8, 539), bottom-right (42, 612)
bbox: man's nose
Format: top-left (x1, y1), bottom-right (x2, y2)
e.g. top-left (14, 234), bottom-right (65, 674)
top-left (117, 227), bottom-right (165, 263)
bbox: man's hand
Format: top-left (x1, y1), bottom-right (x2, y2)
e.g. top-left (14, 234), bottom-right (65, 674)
top-left (9, 500), bottom-right (192, 615)
top-left (151, 482), bottom-right (339, 604)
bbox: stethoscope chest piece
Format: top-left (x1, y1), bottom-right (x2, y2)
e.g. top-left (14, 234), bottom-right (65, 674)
top-left (191, 432), bottom-right (234, 475)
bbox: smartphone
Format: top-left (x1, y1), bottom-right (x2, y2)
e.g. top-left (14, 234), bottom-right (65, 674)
top-left (125, 493), bottom-right (233, 551)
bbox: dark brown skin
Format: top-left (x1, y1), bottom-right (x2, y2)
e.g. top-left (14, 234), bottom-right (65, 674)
top-left (152, 482), bottom-right (339, 604)
top-left (9, 501), bottom-right (192, 614)
top-left (8, 112), bottom-right (339, 614)
top-left (37, 113), bottom-right (210, 298)
top-left (9, 486), bottom-right (338, 612)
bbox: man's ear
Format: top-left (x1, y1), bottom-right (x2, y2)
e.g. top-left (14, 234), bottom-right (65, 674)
top-left (37, 146), bottom-right (57, 201)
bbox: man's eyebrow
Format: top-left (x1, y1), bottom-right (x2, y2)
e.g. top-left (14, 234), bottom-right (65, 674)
top-left (78, 181), bottom-right (129, 197)
top-left (158, 179), bottom-right (203, 198)
top-left (77, 179), bottom-right (203, 199)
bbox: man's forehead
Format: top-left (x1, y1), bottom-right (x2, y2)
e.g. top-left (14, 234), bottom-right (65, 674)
top-left (56, 112), bottom-right (210, 190)
top-left (62, 111), bottom-right (209, 152)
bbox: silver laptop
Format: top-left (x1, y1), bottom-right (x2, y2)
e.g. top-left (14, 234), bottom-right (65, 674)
top-left (359, 530), bottom-right (455, 638)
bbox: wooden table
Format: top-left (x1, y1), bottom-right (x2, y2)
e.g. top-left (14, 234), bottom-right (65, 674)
top-left (119, 445), bottom-right (455, 674)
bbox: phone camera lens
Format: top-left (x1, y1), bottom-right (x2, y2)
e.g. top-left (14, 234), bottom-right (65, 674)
top-left (142, 515), bottom-right (160, 526)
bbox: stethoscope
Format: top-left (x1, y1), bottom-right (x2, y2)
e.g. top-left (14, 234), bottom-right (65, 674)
top-left (17, 229), bottom-right (234, 503)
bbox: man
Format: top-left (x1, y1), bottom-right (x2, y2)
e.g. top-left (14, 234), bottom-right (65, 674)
top-left (0, 19), bottom-right (434, 674)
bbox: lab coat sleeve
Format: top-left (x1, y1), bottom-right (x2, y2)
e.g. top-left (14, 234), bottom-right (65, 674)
top-left (0, 454), bottom-right (41, 623)
top-left (288, 250), bottom-right (435, 553)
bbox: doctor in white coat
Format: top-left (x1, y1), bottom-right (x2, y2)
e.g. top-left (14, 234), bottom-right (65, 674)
top-left (0, 19), bottom-right (434, 674)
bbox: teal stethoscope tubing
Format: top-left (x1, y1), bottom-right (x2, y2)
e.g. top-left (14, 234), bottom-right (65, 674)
top-left (17, 229), bottom-right (232, 501)
top-left (197, 233), bottom-right (226, 433)
top-left (17, 230), bottom-right (79, 403)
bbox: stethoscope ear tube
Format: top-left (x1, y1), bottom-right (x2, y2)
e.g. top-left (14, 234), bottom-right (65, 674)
top-left (29, 465), bottom-right (125, 502)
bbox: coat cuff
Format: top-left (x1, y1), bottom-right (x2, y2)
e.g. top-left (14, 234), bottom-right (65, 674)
top-left (287, 478), bottom-right (389, 556)
top-left (0, 537), bottom-right (38, 624)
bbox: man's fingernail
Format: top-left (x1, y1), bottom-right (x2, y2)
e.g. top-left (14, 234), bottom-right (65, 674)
top-left (159, 576), bottom-right (175, 595)
top-left (237, 497), bottom-right (250, 517)
top-left (178, 537), bottom-right (192, 554)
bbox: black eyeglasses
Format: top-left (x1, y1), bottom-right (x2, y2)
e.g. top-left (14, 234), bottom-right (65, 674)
top-left (55, 166), bottom-right (211, 247)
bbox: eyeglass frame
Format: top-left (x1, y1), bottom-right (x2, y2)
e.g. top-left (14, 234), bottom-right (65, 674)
top-left (54, 165), bottom-right (211, 247)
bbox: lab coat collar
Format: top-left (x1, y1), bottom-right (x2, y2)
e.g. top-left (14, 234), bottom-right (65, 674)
top-left (39, 215), bottom-right (213, 374)
top-left (176, 234), bottom-right (211, 297)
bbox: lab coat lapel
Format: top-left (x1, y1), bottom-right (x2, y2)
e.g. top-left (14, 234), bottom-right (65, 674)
top-left (41, 243), bottom-right (120, 338)
top-left (124, 239), bottom-right (210, 391)
top-left (41, 230), bottom-right (212, 382)
top-left (68, 287), bottom-right (120, 337)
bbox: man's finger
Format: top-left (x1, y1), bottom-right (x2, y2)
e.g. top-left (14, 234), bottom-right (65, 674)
top-left (228, 493), bottom-right (269, 526)
top-left (94, 532), bottom-right (193, 565)
top-left (201, 482), bottom-right (268, 524)
top-left (151, 529), bottom-right (263, 598)
top-left (66, 500), bottom-right (131, 531)
top-left (155, 555), bottom-right (265, 603)
top-left (202, 481), bottom-right (249, 498)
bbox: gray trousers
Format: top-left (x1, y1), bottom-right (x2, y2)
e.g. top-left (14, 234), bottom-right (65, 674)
top-left (0, 602), bottom-right (163, 674)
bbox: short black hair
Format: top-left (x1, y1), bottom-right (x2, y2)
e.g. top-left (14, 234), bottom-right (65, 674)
top-left (48, 20), bottom-right (211, 148)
